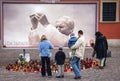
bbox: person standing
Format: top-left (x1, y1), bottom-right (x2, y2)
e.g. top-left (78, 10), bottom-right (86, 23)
top-left (38, 35), bottom-right (54, 78)
top-left (70, 30), bottom-right (85, 79)
top-left (68, 33), bottom-right (78, 60)
top-left (93, 32), bottom-right (108, 69)
top-left (55, 46), bottom-right (66, 78)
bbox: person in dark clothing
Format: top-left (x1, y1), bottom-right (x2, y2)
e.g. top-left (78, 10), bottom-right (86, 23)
top-left (55, 46), bottom-right (66, 78)
top-left (93, 31), bottom-right (108, 69)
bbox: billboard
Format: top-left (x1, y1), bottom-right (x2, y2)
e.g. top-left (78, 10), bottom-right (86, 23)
top-left (1, 2), bottom-right (98, 48)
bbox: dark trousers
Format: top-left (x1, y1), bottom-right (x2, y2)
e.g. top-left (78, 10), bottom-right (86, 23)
top-left (104, 58), bottom-right (106, 66)
top-left (41, 57), bottom-right (52, 76)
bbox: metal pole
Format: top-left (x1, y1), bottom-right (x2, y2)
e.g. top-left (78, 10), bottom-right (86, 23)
top-left (23, 49), bottom-right (25, 57)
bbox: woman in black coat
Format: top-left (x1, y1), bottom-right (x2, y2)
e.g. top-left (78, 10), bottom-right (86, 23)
top-left (94, 32), bottom-right (108, 69)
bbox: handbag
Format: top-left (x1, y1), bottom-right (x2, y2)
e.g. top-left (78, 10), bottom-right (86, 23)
top-left (68, 52), bottom-right (73, 59)
top-left (107, 50), bottom-right (112, 57)
top-left (49, 52), bottom-right (52, 57)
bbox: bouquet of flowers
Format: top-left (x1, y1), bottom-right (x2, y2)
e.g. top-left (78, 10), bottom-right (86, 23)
top-left (18, 55), bottom-right (26, 64)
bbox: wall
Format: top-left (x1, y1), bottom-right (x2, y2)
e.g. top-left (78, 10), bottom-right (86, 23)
top-left (0, 0), bottom-right (120, 47)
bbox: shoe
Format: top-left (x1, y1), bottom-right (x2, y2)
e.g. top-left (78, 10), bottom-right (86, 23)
top-left (42, 75), bottom-right (46, 77)
top-left (61, 75), bottom-right (64, 78)
top-left (74, 76), bottom-right (81, 79)
top-left (56, 76), bottom-right (61, 78)
top-left (103, 63), bottom-right (106, 67)
top-left (99, 66), bottom-right (104, 69)
top-left (48, 76), bottom-right (52, 78)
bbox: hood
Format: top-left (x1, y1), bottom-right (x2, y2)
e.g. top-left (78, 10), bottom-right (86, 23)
top-left (69, 37), bottom-right (78, 42)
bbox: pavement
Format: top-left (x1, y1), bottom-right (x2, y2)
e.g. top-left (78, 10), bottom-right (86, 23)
top-left (0, 47), bottom-right (120, 81)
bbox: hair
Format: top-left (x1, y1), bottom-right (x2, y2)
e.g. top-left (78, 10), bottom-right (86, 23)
top-left (70, 33), bottom-right (75, 37)
top-left (56, 16), bottom-right (74, 30)
top-left (95, 31), bottom-right (103, 37)
top-left (59, 48), bottom-right (63, 50)
top-left (40, 35), bottom-right (47, 42)
top-left (78, 30), bottom-right (83, 34)
top-left (59, 46), bottom-right (63, 50)
top-left (63, 16), bottom-right (74, 30)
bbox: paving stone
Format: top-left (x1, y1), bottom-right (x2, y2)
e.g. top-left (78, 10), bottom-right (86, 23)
top-left (0, 47), bottom-right (120, 81)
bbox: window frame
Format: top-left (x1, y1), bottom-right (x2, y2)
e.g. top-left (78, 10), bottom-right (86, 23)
top-left (100, 0), bottom-right (119, 23)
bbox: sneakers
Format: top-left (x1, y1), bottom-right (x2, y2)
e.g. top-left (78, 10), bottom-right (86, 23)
top-left (56, 76), bottom-right (61, 78)
top-left (99, 66), bottom-right (104, 69)
top-left (42, 75), bottom-right (46, 77)
top-left (42, 75), bottom-right (52, 78)
top-left (48, 76), bottom-right (52, 78)
top-left (56, 75), bottom-right (64, 78)
top-left (61, 75), bottom-right (64, 78)
top-left (74, 76), bottom-right (81, 79)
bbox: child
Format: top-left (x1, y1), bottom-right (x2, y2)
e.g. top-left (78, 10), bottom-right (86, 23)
top-left (68, 33), bottom-right (78, 59)
top-left (55, 46), bottom-right (66, 78)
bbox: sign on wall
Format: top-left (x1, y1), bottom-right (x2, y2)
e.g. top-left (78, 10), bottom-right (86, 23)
top-left (2, 2), bottom-right (98, 48)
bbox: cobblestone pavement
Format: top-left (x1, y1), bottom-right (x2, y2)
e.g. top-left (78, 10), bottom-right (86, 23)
top-left (0, 47), bottom-right (120, 81)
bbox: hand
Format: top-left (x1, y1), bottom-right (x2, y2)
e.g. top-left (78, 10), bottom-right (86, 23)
top-left (35, 13), bottom-right (49, 26)
top-left (28, 30), bottom-right (40, 46)
top-left (29, 14), bottom-right (38, 30)
top-left (92, 50), bottom-right (96, 57)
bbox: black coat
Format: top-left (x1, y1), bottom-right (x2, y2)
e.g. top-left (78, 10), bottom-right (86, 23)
top-left (55, 51), bottom-right (66, 65)
top-left (94, 35), bottom-right (108, 59)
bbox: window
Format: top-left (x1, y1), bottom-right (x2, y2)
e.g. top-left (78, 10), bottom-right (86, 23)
top-left (100, 0), bottom-right (119, 23)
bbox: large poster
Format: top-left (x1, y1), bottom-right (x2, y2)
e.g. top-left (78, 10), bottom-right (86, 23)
top-left (2, 2), bottom-right (97, 48)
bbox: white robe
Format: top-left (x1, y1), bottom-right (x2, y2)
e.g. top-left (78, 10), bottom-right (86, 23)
top-left (28, 24), bottom-right (69, 47)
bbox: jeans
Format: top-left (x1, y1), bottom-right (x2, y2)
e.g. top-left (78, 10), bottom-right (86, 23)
top-left (41, 57), bottom-right (52, 76)
top-left (70, 56), bottom-right (81, 77)
top-left (57, 65), bottom-right (64, 76)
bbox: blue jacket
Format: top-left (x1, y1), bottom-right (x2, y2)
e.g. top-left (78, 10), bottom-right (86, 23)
top-left (38, 40), bottom-right (54, 57)
top-left (68, 36), bottom-right (78, 48)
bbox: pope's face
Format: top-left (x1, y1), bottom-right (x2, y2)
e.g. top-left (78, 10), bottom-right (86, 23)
top-left (56, 20), bottom-right (72, 36)
top-left (56, 21), bottom-right (70, 35)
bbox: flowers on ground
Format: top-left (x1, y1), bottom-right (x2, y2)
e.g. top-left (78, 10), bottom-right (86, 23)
top-left (6, 58), bottom-right (99, 72)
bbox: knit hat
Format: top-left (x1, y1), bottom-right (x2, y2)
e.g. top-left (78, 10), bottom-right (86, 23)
top-left (70, 33), bottom-right (75, 37)
top-left (59, 46), bottom-right (63, 50)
